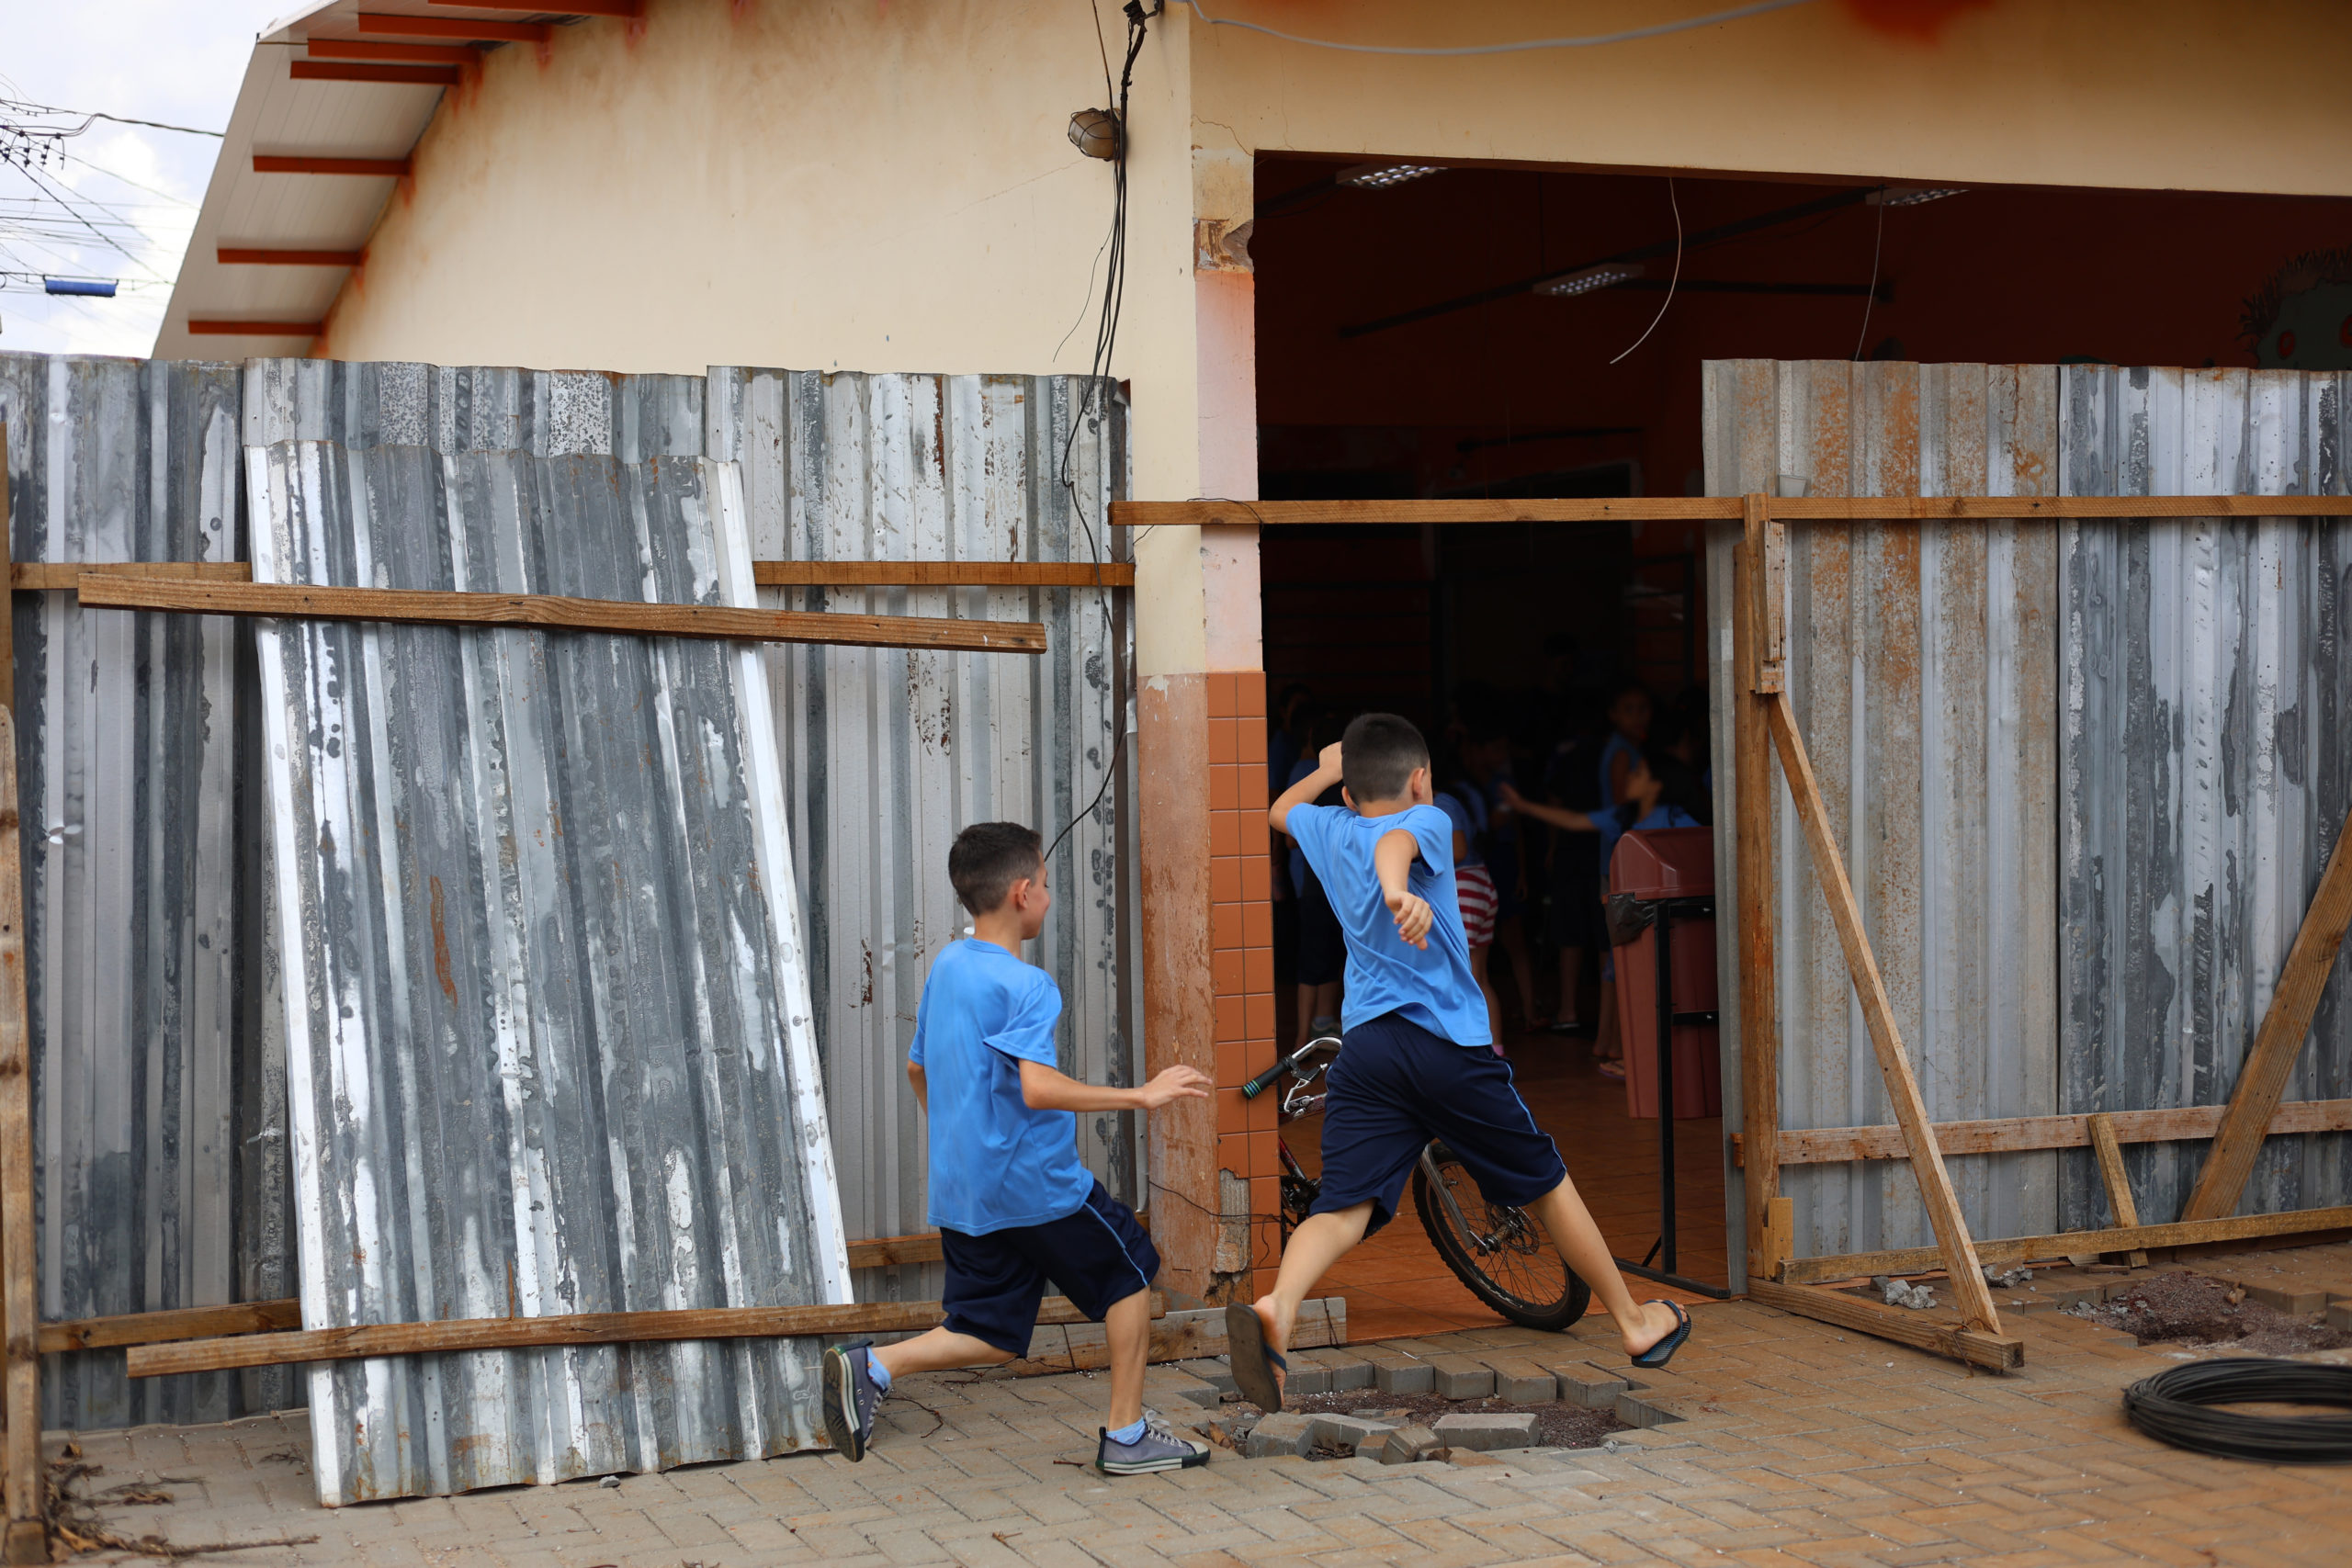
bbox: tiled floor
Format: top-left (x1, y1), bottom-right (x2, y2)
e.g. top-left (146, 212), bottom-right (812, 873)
top-left (1280, 1023), bottom-right (1728, 1341)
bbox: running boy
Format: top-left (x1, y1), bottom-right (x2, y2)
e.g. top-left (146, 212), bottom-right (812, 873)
top-left (823, 822), bottom-right (1215, 1473)
top-left (1229, 716), bottom-right (1690, 1408)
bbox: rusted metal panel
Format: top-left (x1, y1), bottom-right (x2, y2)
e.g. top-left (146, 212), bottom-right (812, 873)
top-left (249, 432), bottom-right (849, 1505)
top-left (707, 368), bottom-right (1139, 1303)
top-left (2058, 367), bottom-right (2352, 1227)
top-left (0, 353), bottom-right (294, 1428)
top-left (1704, 360), bottom-right (2062, 1271)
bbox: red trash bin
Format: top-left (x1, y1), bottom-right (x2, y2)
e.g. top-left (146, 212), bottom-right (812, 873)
top-left (1607, 827), bottom-right (1722, 1121)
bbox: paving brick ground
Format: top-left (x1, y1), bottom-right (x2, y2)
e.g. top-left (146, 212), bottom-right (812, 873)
top-left (48, 1245), bottom-right (2352, 1566)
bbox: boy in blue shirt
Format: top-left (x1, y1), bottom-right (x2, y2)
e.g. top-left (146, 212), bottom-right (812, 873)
top-left (822, 822), bottom-right (1214, 1473)
top-left (1229, 715), bottom-right (1690, 1408)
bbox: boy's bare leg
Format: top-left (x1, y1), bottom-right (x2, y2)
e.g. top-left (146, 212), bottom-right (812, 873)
top-left (873, 1326), bottom-right (1013, 1381)
top-left (1495, 917), bottom-right (1539, 1023)
top-left (1246, 1201), bottom-right (1372, 1391)
top-left (1102, 1288), bottom-right (1152, 1429)
top-left (1555, 943), bottom-right (1583, 1027)
top-left (1521, 1176), bottom-right (1680, 1356)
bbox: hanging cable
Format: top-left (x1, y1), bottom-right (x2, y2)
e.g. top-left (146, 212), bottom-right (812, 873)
top-left (1850, 192), bottom-right (1886, 359)
top-left (1610, 177), bottom-right (1680, 365)
top-left (1176, 0), bottom-right (1815, 56)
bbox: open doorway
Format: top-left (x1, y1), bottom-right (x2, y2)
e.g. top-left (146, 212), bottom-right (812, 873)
top-left (1251, 154), bottom-right (2352, 1331)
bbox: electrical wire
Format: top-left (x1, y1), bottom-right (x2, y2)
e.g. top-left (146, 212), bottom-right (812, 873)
top-left (1176, 0), bottom-right (1816, 55)
top-left (1851, 193), bottom-right (1885, 359)
top-left (1610, 176), bottom-right (1680, 365)
top-left (2122, 1359), bottom-right (2352, 1463)
top-left (0, 99), bottom-right (221, 138)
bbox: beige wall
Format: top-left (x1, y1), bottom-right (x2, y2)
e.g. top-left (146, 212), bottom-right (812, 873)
top-left (1188, 0), bottom-right (2352, 197)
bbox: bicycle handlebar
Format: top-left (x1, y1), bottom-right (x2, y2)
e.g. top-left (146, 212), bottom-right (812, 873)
top-left (1240, 1035), bottom-right (1341, 1100)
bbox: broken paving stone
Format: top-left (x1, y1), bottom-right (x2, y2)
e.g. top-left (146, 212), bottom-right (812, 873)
top-left (1306, 1415), bottom-right (1396, 1454)
top-left (1243, 1412), bottom-right (1316, 1458)
top-left (1430, 1411), bottom-right (1540, 1452)
top-left (1982, 1265), bottom-right (2033, 1289)
top-left (1378, 1425), bottom-right (1442, 1465)
top-left (1872, 1275), bottom-right (1938, 1310)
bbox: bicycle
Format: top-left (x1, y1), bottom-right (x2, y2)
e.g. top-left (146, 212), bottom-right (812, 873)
top-left (1241, 1035), bottom-right (1592, 1333)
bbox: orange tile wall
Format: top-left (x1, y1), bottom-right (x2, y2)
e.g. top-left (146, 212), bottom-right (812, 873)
top-left (1206, 670), bottom-right (1279, 1291)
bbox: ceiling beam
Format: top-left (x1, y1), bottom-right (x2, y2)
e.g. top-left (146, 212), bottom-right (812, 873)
top-left (307, 39), bottom-right (481, 65)
top-left (290, 61), bottom-right (461, 86)
top-left (356, 12), bottom-right (550, 42)
top-left (185, 321), bottom-right (323, 337)
top-left (428, 0), bottom-right (642, 15)
top-left (217, 248), bottom-right (364, 266)
top-left (253, 154), bottom-right (412, 177)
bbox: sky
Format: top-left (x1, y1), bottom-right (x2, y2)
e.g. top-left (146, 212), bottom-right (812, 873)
top-left (2, 1), bottom-right (288, 357)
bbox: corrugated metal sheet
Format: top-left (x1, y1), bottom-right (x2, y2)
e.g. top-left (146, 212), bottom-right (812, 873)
top-left (707, 368), bottom-right (1139, 1302)
top-left (2058, 366), bottom-right (2352, 1227)
top-left (250, 432), bottom-right (849, 1505)
top-left (1703, 360), bottom-right (2063, 1270)
top-left (0, 353), bottom-right (294, 1428)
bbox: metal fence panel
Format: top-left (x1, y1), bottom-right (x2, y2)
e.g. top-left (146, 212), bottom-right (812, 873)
top-left (707, 368), bottom-right (1138, 1303)
top-left (1703, 360), bottom-right (2062, 1269)
top-left (249, 435), bottom-right (848, 1504)
top-left (2058, 367), bottom-right (2352, 1227)
top-left (0, 353), bottom-right (294, 1427)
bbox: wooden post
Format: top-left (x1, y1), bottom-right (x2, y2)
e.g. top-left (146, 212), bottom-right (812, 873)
top-left (2086, 1113), bottom-right (2148, 1268)
top-left (2181, 793), bottom-right (2352, 1222)
top-left (1762, 691), bottom-right (2002, 1335)
top-left (0, 423), bottom-right (12, 713)
top-left (0, 710), bottom-right (41, 1562)
top-left (1734, 496), bottom-right (1782, 1281)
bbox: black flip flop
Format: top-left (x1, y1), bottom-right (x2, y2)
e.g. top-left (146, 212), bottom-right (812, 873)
top-left (1630, 1300), bottom-right (1691, 1370)
top-left (1224, 1302), bottom-right (1288, 1412)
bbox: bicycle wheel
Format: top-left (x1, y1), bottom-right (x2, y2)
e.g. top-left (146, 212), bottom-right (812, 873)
top-left (1411, 1143), bottom-right (1590, 1331)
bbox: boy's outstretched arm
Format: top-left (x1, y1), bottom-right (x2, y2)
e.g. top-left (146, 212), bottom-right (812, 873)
top-left (1498, 781), bottom-right (1596, 833)
top-left (1269, 739), bottom-right (1344, 835)
top-left (906, 1061), bottom-right (927, 1111)
top-left (1374, 829), bottom-right (1435, 950)
top-left (1020, 1059), bottom-right (1212, 1112)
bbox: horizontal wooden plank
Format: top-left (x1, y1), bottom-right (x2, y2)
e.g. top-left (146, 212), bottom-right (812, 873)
top-left (217, 248), bottom-right (364, 267)
top-left (307, 39), bottom-right (481, 64)
top-left (186, 321), bottom-right (322, 338)
top-left (74, 577), bottom-right (1047, 655)
top-left (1774, 495), bottom-right (2352, 521)
top-left (1781, 1206), bottom-right (2352, 1285)
top-left (13, 562), bottom-right (252, 590)
top-left (755, 561), bottom-right (1133, 588)
top-left (1005, 1297), bottom-right (1343, 1377)
top-left (846, 1233), bottom-right (944, 1269)
top-left (129, 1292), bottom-right (1164, 1379)
top-left (1747, 1280), bottom-right (2023, 1371)
top-left (1737, 1099), bottom-right (2352, 1168)
top-left (1112, 496), bottom-right (2352, 530)
top-left (358, 11), bottom-right (550, 42)
top-left (40, 1299), bottom-right (302, 1355)
top-left (252, 154), bottom-right (411, 177)
top-left (433, 0), bottom-right (642, 15)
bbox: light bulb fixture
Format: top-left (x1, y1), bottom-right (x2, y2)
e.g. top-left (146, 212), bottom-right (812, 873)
top-left (1534, 263), bottom-right (1645, 298)
top-left (1868, 186), bottom-right (1964, 208)
top-left (1337, 162), bottom-right (1444, 191)
top-left (1068, 108), bottom-right (1120, 161)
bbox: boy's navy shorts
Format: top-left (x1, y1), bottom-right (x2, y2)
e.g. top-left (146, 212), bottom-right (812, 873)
top-left (940, 1180), bottom-right (1159, 1357)
top-left (1308, 1011), bottom-right (1568, 1237)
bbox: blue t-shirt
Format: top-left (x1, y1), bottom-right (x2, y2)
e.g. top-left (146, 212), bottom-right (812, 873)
top-left (1285, 802), bottom-right (1491, 1047)
top-left (908, 940), bottom-right (1094, 1235)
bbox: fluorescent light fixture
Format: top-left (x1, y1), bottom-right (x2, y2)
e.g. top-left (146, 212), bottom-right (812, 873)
top-left (1535, 263), bottom-right (1645, 298)
top-left (1338, 162), bottom-right (1444, 190)
top-left (1869, 186), bottom-right (1964, 208)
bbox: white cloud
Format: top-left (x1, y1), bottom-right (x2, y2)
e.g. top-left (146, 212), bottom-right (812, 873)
top-left (2, 2), bottom-right (285, 357)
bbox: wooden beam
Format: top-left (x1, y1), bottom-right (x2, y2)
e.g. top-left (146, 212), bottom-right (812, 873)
top-left (2182, 793), bottom-right (2352, 1222)
top-left (38, 1299), bottom-right (302, 1356)
top-left (185, 321), bottom-right (323, 338)
top-left (12, 562), bottom-right (251, 591)
top-left (757, 561), bottom-right (1135, 588)
top-left (2087, 1113), bottom-right (2149, 1268)
top-left (1764, 691), bottom-right (2001, 1332)
top-left (129, 1292), bottom-right (1161, 1379)
top-left (430, 0), bottom-right (642, 14)
top-left (1735, 1098), bottom-right (2352, 1168)
top-left (0, 711), bottom-right (43, 1562)
top-left (1774, 495), bottom-right (2352, 521)
top-left (73, 577), bottom-right (1049, 656)
top-left (0, 426), bottom-right (11, 713)
top-left (289, 61), bottom-right (461, 86)
top-left (846, 1232), bottom-right (944, 1269)
top-left (252, 154), bottom-right (412, 177)
top-left (1781, 1205), bottom-right (2352, 1285)
top-left (216, 248), bottom-right (364, 267)
top-left (1732, 503), bottom-right (1781, 1278)
top-left (307, 39), bottom-right (481, 65)
top-left (1747, 1280), bottom-right (2023, 1371)
top-left (357, 12), bottom-right (551, 42)
top-left (1107, 495), bottom-right (2352, 530)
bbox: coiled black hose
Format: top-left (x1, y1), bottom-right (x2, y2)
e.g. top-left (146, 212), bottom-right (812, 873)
top-left (2121, 1359), bottom-right (2352, 1463)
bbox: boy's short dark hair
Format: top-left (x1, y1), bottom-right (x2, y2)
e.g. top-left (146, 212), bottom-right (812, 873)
top-left (949, 822), bottom-right (1044, 916)
top-left (1341, 712), bottom-right (1430, 803)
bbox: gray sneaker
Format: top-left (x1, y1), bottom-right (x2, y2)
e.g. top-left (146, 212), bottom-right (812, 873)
top-left (1096, 1408), bottom-right (1211, 1475)
top-left (821, 1341), bottom-right (882, 1461)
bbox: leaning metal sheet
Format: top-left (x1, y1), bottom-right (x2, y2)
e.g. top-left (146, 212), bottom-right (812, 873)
top-left (249, 437), bottom-right (849, 1505)
top-left (707, 368), bottom-right (1139, 1305)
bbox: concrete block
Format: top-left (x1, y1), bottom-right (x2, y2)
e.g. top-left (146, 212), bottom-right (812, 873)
top-left (2328, 1301), bottom-right (2352, 1332)
top-left (1378, 1425), bottom-right (1442, 1465)
top-left (1282, 1356), bottom-right (1333, 1397)
top-left (1431, 1412), bottom-right (1540, 1452)
top-left (1481, 1355), bottom-right (1556, 1404)
top-left (1548, 1361), bottom-right (1629, 1410)
top-left (1174, 1359), bottom-right (1238, 1396)
top-left (1244, 1413), bottom-right (1317, 1458)
top-left (1615, 1386), bottom-right (1705, 1429)
top-left (1429, 1355), bottom-right (1495, 1399)
top-left (1146, 1365), bottom-right (1227, 1410)
top-left (1297, 1347), bottom-right (1376, 1391)
top-left (1306, 1415), bottom-right (1397, 1454)
top-left (1364, 1348), bottom-right (1434, 1395)
top-left (2241, 1281), bottom-right (2329, 1315)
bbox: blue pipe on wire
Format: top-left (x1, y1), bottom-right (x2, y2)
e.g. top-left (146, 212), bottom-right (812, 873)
top-left (42, 277), bottom-right (117, 297)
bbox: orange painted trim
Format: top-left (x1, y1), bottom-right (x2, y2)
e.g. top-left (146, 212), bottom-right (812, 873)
top-left (186, 321), bottom-right (322, 337)
top-left (357, 12), bottom-right (549, 42)
top-left (306, 39), bottom-right (481, 64)
top-left (290, 61), bottom-right (461, 86)
top-left (217, 249), bottom-right (364, 267)
top-left (253, 154), bottom-right (413, 177)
